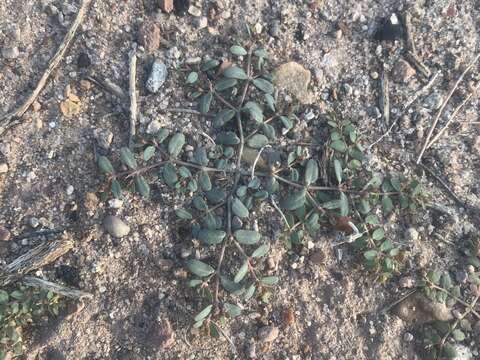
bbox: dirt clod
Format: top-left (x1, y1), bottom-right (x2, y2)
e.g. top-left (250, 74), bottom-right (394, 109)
top-left (0, 227), bottom-right (11, 241)
top-left (257, 325), bottom-right (279, 343)
top-left (103, 215), bottom-right (130, 238)
top-left (393, 293), bottom-right (453, 326)
top-left (138, 21), bottom-right (161, 53)
top-left (274, 62), bottom-right (311, 104)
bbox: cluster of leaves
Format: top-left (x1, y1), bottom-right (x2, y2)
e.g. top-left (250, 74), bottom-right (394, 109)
top-left (0, 285), bottom-right (63, 359)
top-left (96, 43), bottom-right (423, 332)
top-left (417, 241), bottom-right (480, 359)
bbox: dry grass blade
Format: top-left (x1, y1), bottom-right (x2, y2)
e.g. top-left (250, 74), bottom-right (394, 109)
top-left (23, 276), bottom-right (93, 299)
top-left (0, 0), bottom-right (93, 135)
top-left (416, 53), bottom-right (480, 164)
top-left (128, 47), bottom-right (138, 148)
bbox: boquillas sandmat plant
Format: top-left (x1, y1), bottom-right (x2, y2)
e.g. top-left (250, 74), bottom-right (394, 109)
top-left (96, 43), bottom-right (423, 337)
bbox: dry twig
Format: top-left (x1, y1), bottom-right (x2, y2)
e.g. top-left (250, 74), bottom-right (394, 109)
top-left (380, 69), bottom-right (390, 125)
top-left (23, 276), bottom-right (93, 299)
top-left (0, 0), bottom-right (93, 135)
top-left (128, 48), bottom-right (138, 148)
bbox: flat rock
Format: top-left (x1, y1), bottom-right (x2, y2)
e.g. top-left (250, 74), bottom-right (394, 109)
top-left (392, 59), bottom-right (416, 83)
top-left (146, 59), bottom-right (167, 93)
top-left (103, 215), bottom-right (130, 238)
top-left (273, 62), bottom-right (311, 104)
top-left (257, 325), bottom-right (279, 343)
top-left (0, 227), bottom-right (11, 241)
top-left (138, 21), bottom-right (161, 53)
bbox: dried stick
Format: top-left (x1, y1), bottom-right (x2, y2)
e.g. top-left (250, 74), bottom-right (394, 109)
top-left (405, 51), bottom-right (431, 79)
top-left (23, 276), bottom-right (93, 299)
top-left (380, 69), bottom-right (390, 125)
top-left (416, 53), bottom-right (480, 164)
top-left (0, 0), bottom-right (93, 135)
top-left (85, 75), bottom-right (128, 100)
top-left (403, 12), bottom-right (417, 55)
top-left (1, 235), bottom-right (74, 286)
top-left (427, 81), bottom-right (480, 149)
top-left (128, 48), bottom-right (138, 148)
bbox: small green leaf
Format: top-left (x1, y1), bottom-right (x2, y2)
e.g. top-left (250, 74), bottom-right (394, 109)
top-left (162, 163), bottom-right (178, 186)
top-left (186, 259), bottom-right (215, 277)
top-left (265, 93), bottom-right (275, 111)
top-left (193, 196), bottom-right (208, 211)
top-left (198, 171), bottom-right (212, 191)
top-left (205, 188), bottom-right (226, 204)
top-left (213, 109), bottom-right (236, 128)
top-left (280, 188), bottom-right (306, 210)
top-left (156, 128), bottom-right (170, 143)
top-left (193, 319), bottom-right (204, 328)
top-left (230, 45), bottom-right (247, 56)
top-left (198, 229), bottom-right (226, 245)
top-left (188, 279), bottom-right (202, 287)
top-left (186, 71), bottom-right (199, 84)
top-left (279, 116), bottom-right (293, 131)
top-left (234, 261), bottom-right (249, 283)
top-left (198, 92), bottom-right (213, 114)
top-left (232, 197), bottom-right (249, 218)
top-left (223, 66), bottom-right (248, 80)
top-left (260, 276), bottom-right (279, 286)
top-left (452, 329), bottom-right (465, 342)
top-left (382, 195), bottom-right (394, 214)
top-left (98, 156), bottom-right (114, 174)
top-left (379, 239), bottom-right (393, 252)
top-left (194, 304), bottom-right (213, 322)
top-left (220, 276), bottom-right (244, 295)
top-left (9, 291), bottom-right (23, 300)
top-left (216, 131), bottom-right (240, 145)
top-left (234, 230), bottom-right (260, 245)
top-left (440, 272), bottom-right (453, 290)
top-left (193, 147), bottom-right (209, 166)
top-left (330, 140), bottom-right (347, 153)
top-left (372, 228), bottom-right (385, 241)
top-left (201, 59), bottom-right (220, 71)
top-left (215, 78), bottom-right (238, 91)
top-left (251, 244), bottom-right (269, 258)
top-left (247, 134), bottom-right (269, 149)
top-left (262, 123), bottom-right (276, 140)
top-left (339, 192), bottom-right (349, 216)
top-left (305, 159), bottom-right (319, 185)
top-left (135, 175), bottom-right (150, 199)
top-left (333, 159), bottom-right (342, 184)
top-left (253, 48), bottom-right (268, 58)
top-left (244, 101), bottom-right (264, 122)
top-left (178, 166), bottom-right (192, 178)
top-left (363, 250), bottom-right (378, 260)
top-left (0, 290), bottom-right (8, 304)
top-left (244, 284), bottom-right (256, 301)
top-left (120, 147), bottom-right (137, 170)
top-left (175, 208), bottom-right (193, 220)
top-left (168, 133), bottom-right (186, 158)
top-left (365, 214), bottom-right (379, 224)
top-left (224, 303), bottom-right (242, 317)
top-left (252, 78), bottom-right (274, 94)
top-left (111, 180), bottom-right (122, 198)
top-left (143, 146), bottom-right (156, 162)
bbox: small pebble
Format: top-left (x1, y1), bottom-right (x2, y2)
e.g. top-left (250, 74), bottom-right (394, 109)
top-left (28, 217), bottom-right (40, 229)
top-left (103, 215), bottom-right (130, 238)
top-left (66, 185), bottom-right (74, 195)
top-left (2, 46), bottom-right (20, 60)
top-left (257, 325), bottom-right (279, 343)
top-left (108, 198), bottom-right (123, 209)
top-left (399, 276), bottom-right (415, 288)
top-left (370, 71), bottom-right (379, 80)
top-left (0, 227), bottom-right (11, 241)
top-left (0, 163), bottom-right (8, 174)
top-left (405, 227), bottom-right (419, 242)
top-left (269, 20), bottom-right (280, 37)
top-left (146, 59), bottom-right (167, 93)
top-left (188, 5), bottom-right (202, 17)
top-left (403, 332), bottom-right (414, 342)
top-left (180, 249), bottom-right (192, 259)
top-left (93, 128), bottom-right (113, 149)
top-left (77, 52), bottom-right (91, 68)
top-left (467, 265), bottom-right (475, 274)
top-left (196, 16), bottom-right (208, 29)
top-left (147, 119), bottom-right (162, 135)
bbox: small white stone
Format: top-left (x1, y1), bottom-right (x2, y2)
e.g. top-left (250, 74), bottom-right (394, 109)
top-left (66, 185), bottom-right (74, 195)
top-left (254, 23), bottom-right (263, 34)
top-left (188, 5), bottom-right (202, 17)
top-left (0, 163), bottom-right (8, 174)
top-left (403, 332), bottom-right (414, 342)
top-left (49, 121), bottom-right (57, 128)
top-left (196, 16), bottom-right (208, 29)
top-left (108, 198), bottom-right (124, 209)
top-left (146, 119), bottom-right (161, 134)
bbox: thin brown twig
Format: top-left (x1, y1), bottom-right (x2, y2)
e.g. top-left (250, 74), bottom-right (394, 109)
top-left (128, 48), bottom-right (138, 148)
top-left (416, 53), bottom-right (480, 164)
top-left (0, 0), bottom-right (93, 135)
top-left (427, 80), bottom-right (480, 149)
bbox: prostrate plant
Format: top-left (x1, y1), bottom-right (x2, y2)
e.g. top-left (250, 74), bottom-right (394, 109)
top-left (0, 285), bottom-right (63, 359)
top-left (96, 43), bottom-right (422, 335)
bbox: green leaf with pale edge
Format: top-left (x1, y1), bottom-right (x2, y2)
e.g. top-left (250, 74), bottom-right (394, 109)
top-left (372, 228), bottom-right (385, 241)
top-left (252, 244), bottom-right (269, 258)
top-left (363, 250), bottom-right (378, 260)
top-left (201, 59), bottom-right (219, 71)
top-left (261, 276), bottom-right (279, 286)
top-left (198, 171), bottom-right (212, 191)
top-left (223, 66), bottom-right (248, 80)
top-left (330, 140), bottom-right (347, 153)
top-left (198, 92), bottom-right (213, 114)
top-left (193, 320), bottom-right (204, 328)
top-left (175, 208), bottom-right (192, 220)
top-left (143, 146), bottom-right (155, 162)
top-left (157, 128), bottom-right (170, 143)
top-left (265, 93), bottom-right (275, 111)
top-left (162, 163), bottom-right (177, 186)
top-left (253, 78), bottom-right (274, 93)
top-left (305, 159), bottom-right (318, 185)
top-left (168, 133), bottom-right (185, 158)
top-left (382, 195), bottom-right (394, 214)
top-left (186, 259), bottom-right (215, 277)
top-left (120, 147), bottom-right (137, 170)
top-left (194, 304), bottom-right (212, 322)
top-left (198, 229), bottom-right (226, 245)
top-left (135, 176), bottom-right (150, 198)
top-left (221, 276), bottom-right (244, 294)
top-left (232, 197), bottom-right (249, 218)
top-left (193, 196), bottom-right (208, 211)
top-left (234, 230), bottom-right (260, 245)
top-left (216, 131), bottom-right (240, 145)
top-left (98, 156), bottom-right (114, 174)
top-left (0, 290), bottom-right (8, 304)
top-left (188, 279), bottom-right (202, 287)
top-left (339, 192), bottom-right (349, 216)
top-left (244, 284), bottom-right (256, 301)
top-left (213, 109), bottom-right (236, 128)
top-left (111, 180), bottom-right (122, 198)
top-left (280, 188), bottom-right (306, 210)
top-left (186, 72), bottom-right (198, 84)
top-left (244, 101), bottom-right (264, 122)
top-left (247, 134), bottom-right (269, 148)
top-left (230, 45), bottom-right (247, 56)
top-left (334, 159), bottom-right (342, 184)
top-left (234, 261), bottom-right (249, 283)
top-left (224, 303), bottom-right (242, 317)
top-left (215, 78), bottom-right (238, 91)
